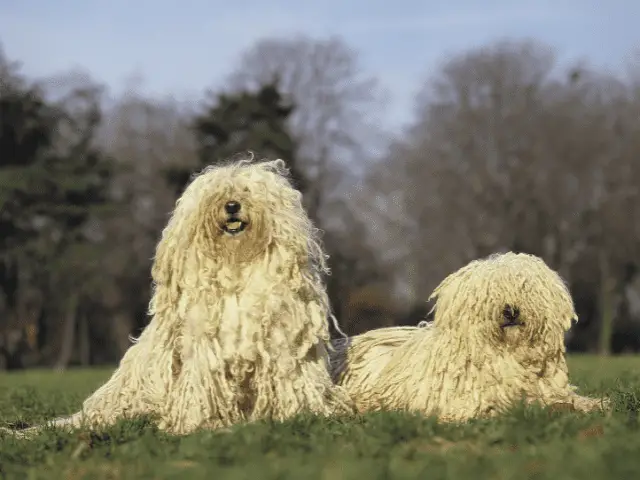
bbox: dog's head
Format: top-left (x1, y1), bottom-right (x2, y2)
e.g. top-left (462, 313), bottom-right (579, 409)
top-left (428, 252), bottom-right (577, 352)
top-left (152, 157), bottom-right (326, 286)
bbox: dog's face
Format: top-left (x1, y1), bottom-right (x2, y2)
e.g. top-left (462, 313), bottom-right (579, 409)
top-left (201, 169), bottom-right (289, 261)
top-left (488, 290), bottom-right (577, 349)
top-left (157, 159), bottom-right (315, 269)
top-left (430, 253), bottom-right (577, 351)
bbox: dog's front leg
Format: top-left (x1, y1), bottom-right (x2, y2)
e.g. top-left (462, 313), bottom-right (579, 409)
top-left (164, 304), bottom-right (243, 435)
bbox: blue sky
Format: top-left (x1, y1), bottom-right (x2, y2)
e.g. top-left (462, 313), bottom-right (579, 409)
top-left (1, 0), bottom-right (638, 131)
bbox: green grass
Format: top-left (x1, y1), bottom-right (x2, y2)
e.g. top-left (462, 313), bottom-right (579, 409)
top-left (1, 356), bottom-right (640, 480)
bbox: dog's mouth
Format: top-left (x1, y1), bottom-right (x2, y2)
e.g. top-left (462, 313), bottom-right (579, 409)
top-left (501, 305), bottom-right (524, 329)
top-left (222, 217), bottom-right (248, 235)
top-left (501, 320), bottom-right (523, 328)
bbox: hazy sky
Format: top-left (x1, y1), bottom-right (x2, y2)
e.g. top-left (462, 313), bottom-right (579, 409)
top-left (1, 0), bottom-right (638, 131)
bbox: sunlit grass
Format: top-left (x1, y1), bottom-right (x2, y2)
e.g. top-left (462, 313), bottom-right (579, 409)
top-left (1, 355), bottom-right (639, 479)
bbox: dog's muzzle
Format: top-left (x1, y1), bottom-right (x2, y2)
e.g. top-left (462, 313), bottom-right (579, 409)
top-left (501, 305), bottom-right (524, 328)
top-left (501, 320), bottom-right (522, 328)
top-left (222, 200), bottom-right (248, 235)
top-left (223, 217), bottom-right (247, 235)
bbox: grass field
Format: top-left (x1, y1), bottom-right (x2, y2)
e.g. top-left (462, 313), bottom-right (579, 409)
top-left (1, 355), bottom-right (640, 479)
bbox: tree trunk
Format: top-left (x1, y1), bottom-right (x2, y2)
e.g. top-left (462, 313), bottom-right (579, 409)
top-left (54, 294), bottom-right (79, 371)
top-left (78, 312), bottom-right (90, 366)
top-left (112, 310), bottom-right (134, 359)
top-left (597, 253), bottom-right (616, 356)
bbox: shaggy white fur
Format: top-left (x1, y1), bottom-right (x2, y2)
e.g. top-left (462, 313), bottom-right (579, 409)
top-left (14, 157), bottom-right (354, 437)
top-left (330, 324), bottom-right (430, 412)
top-left (330, 252), bottom-right (609, 421)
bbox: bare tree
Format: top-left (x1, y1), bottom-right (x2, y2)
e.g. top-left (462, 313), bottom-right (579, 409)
top-left (228, 34), bottom-right (386, 220)
top-left (228, 35), bottom-right (391, 328)
top-left (367, 40), bottom-right (640, 352)
top-left (96, 82), bottom-right (199, 356)
top-left (368, 40), bottom-right (558, 297)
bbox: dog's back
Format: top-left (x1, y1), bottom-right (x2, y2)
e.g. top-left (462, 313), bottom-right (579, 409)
top-left (329, 324), bottom-right (433, 411)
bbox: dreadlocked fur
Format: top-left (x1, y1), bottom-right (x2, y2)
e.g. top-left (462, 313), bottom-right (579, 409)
top-left (330, 252), bottom-right (609, 421)
top-left (330, 324), bottom-right (431, 412)
top-left (14, 157), bottom-right (353, 437)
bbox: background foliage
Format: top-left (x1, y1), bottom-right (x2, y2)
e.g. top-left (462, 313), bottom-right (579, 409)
top-left (1, 35), bottom-right (640, 369)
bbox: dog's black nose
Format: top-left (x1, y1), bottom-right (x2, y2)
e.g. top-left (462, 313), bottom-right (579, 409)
top-left (225, 201), bottom-right (241, 215)
top-left (503, 305), bottom-right (520, 322)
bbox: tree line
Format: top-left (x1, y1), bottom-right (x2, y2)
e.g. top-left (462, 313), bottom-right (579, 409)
top-left (1, 36), bottom-right (639, 370)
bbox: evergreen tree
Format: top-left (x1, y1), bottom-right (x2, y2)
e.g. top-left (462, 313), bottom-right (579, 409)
top-left (0, 53), bottom-right (55, 259)
top-left (0, 48), bottom-right (116, 367)
top-left (0, 52), bottom-right (114, 279)
top-left (165, 82), bottom-right (307, 194)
